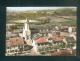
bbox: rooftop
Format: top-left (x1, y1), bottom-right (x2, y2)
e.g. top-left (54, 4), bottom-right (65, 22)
top-left (6, 37), bottom-right (27, 47)
top-left (35, 37), bottom-right (47, 43)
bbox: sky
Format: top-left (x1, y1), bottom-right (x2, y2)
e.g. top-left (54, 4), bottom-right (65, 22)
top-left (7, 7), bottom-right (77, 12)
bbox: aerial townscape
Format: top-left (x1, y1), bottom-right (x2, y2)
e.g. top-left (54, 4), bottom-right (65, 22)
top-left (6, 7), bottom-right (76, 56)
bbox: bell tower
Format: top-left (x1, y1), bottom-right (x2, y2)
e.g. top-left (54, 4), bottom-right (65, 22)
top-left (22, 18), bottom-right (31, 41)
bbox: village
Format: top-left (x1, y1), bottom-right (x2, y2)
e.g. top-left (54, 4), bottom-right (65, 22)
top-left (6, 7), bottom-right (76, 56)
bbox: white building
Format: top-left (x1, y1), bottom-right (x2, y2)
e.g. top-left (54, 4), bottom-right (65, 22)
top-left (22, 18), bottom-right (31, 41)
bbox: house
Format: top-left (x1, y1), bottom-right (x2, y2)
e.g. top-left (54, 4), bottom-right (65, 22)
top-left (6, 37), bottom-right (33, 56)
top-left (34, 37), bottom-right (54, 54)
top-left (50, 49), bottom-right (74, 56)
top-left (48, 32), bottom-right (67, 48)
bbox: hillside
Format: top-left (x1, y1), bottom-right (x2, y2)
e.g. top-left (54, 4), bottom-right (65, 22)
top-left (6, 8), bottom-right (77, 30)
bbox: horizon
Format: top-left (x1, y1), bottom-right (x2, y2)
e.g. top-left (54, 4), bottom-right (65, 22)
top-left (6, 7), bottom-right (77, 12)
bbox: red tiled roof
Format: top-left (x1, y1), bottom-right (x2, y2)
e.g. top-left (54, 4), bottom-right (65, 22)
top-left (35, 37), bottom-right (47, 43)
top-left (50, 49), bottom-right (73, 56)
top-left (50, 51), bottom-right (61, 56)
top-left (50, 35), bottom-right (64, 42)
top-left (6, 37), bottom-right (27, 46)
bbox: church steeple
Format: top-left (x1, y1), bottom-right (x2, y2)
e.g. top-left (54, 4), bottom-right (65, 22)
top-left (22, 18), bottom-right (31, 41)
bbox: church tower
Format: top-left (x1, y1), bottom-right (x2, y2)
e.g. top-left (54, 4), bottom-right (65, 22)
top-left (22, 18), bottom-right (31, 41)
